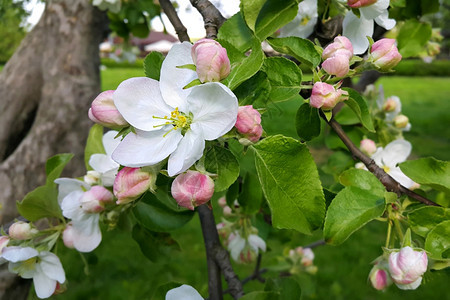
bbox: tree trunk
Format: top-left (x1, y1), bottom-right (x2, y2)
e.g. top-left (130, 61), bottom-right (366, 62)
top-left (0, 0), bottom-right (107, 298)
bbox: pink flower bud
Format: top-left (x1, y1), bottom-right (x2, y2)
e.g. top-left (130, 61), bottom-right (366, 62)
top-left (360, 139), bottom-right (377, 156)
top-left (89, 90), bottom-right (129, 129)
top-left (191, 39), bottom-right (231, 83)
top-left (394, 115), bottom-right (409, 129)
top-left (8, 221), bottom-right (38, 240)
top-left (301, 248), bottom-right (315, 266)
top-left (0, 236), bottom-right (10, 252)
top-left (310, 82), bottom-right (348, 110)
top-left (223, 205), bottom-right (233, 216)
top-left (347, 0), bottom-right (378, 8)
top-left (369, 265), bottom-right (392, 290)
top-left (113, 167), bottom-right (153, 205)
top-left (388, 246), bottom-right (428, 290)
top-left (171, 171), bottom-right (215, 210)
top-left (62, 223), bottom-right (75, 249)
top-left (217, 196), bottom-right (227, 208)
top-left (382, 98), bottom-right (397, 112)
top-left (235, 105), bottom-right (263, 143)
top-left (370, 39), bottom-right (402, 71)
top-left (80, 186), bottom-right (113, 213)
top-left (322, 36), bottom-right (353, 60)
top-left (322, 54), bottom-right (350, 77)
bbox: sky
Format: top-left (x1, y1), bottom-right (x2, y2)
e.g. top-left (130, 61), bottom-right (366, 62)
top-left (25, 0), bottom-right (240, 38)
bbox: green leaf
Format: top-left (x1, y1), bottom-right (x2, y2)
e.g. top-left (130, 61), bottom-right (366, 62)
top-left (408, 206), bottom-right (450, 237)
top-left (84, 124), bottom-right (105, 171)
top-left (17, 186), bottom-right (63, 221)
top-left (144, 51), bottom-right (165, 81)
top-left (205, 146), bottom-right (240, 192)
top-left (397, 19), bottom-right (432, 58)
top-left (217, 12), bottom-right (255, 53)
top-left (295, 103), bottom-right (321, 141)
top-left (132, 224), bottom-right (180, 263)
top-left (226, 180), bottom-right (240, 207)
top-left (323, 186), bottom-right (386, 245)
top-left (240, 291), bottom-right (279, 300)
top-left (425, 220), bottom-right (450, 260)
top-left (342, 88), bottom-right (375, 132)
top-left (234, 71), bottom-right (272, 107)
top-left (264, 277), bottom-right (302, 300)
top-left (335, 104), bottom-right (362, 125)
top-left (252, 135), bottom-right (325, 234)
top-left (339, 168), bottom-right (385, 197)
top-left (253, 0), bottom-right (299, 41)
top-left (45, 153), bottom-right (74, 186)
top-left (399, 157), bottom-right (450, 194)
top-left (133, 190), bottom-right (195, 232)
top-left (130, 22), bottom-right (150, 38)
top-left (262, 57), bottom-right (303, 103)
top-left (420, 0), bottom-right (440, 15)
top-left (238, 172), bottom-right (263, 214)
top-left (240, 0), bottom-right (266, 32)
top-left (223, 40), bottom-right (265, 90)
top-left (267, 37), bottom-right (321, 68)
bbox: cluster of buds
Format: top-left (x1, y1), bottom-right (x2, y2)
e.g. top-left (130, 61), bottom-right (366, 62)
top-left (235, 105), bottom-right (263, 145)
top-left (191, 39), bottom-right (231, 83)
top-left (310, 82), bottom-right (349, 111)
top-left (171, 170), bottom-right (215, 210)
top-left (88, 90), bottom-right (129, 129)
top-left (378, 94), bottom-right (411, 132)
top-left (227, 230), bottom-right (266, 264)
top-left (369, 39), bottom-right (402, 71)
top-left (287, 246), bottom-right (318, 275)
top-left (217, 196), bottom-right (240, 217)
top-left (369, 247), bottom-right (428, 291)
top-left (322, 36), bottom-right (354, 77)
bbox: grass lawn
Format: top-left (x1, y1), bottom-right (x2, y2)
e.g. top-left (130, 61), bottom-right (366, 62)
top-left (7, 65), bottom-right (446, 299)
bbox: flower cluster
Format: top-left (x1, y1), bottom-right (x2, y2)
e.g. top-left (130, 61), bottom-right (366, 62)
top-left (287, 246), bottom-right (318, 275)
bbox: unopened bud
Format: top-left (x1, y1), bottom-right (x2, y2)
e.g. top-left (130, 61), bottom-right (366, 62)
top-left (347, 0), bottom-right (377, 8)
top-left (62, 223), bottom-right (75, 249)
top-left (53, 281), bottom-right (68, 295)
top-left (171, 171), bottom-right (215, 210)
top-left (301, 248), bottom-right (315, 266)
top-left (113, 167), bottom-right (153, 205)
top-left (322, 54), bottom-right (350, 77)
top-left (8, 221), bottom-right (38, 240)
top-left (360, 139), bottom-right (377, 156)
top-left (322, 36), bottom-right (353, 60)
top-left (191, 39), bottom-right (231, 83)
top-left (388, 246), bottom-right (427, 290)
top-left (89, 90), bottom-right (129, 129)
top-left (369, 265), bottom-right (392, 290)
top-left (394, 115), bottom-right (409, 129)
top-left (382, 98), bottom-right (397, 112)
top-left (235, 105), bottom-right (263, 143)
top-left (218, 196), bottom-right (227, 208)
top-left (310, 82), bottom-right (348, 110)
top-left (223, 205), bottom-right (233, 216)
top-left (370, 39), bottom-right (402, 71)
top-left (80, 186), bottom-right (113, 213)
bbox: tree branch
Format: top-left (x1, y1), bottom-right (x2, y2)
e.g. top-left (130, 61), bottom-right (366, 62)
top-left (321, 112), bottom-right (440, 207)
top-left (213, 245), bottom-right (244, 299)
top-left (189, 0), bottom-right (226, 39)
top-left (159, 0), bottom-right (190, 42)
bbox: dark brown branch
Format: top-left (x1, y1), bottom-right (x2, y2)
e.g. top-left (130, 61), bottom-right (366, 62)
top-left (189, 0), bottom-right (226, 39)
top-left (213, 245), bottom-right (244, 299)
top-left (159, 0), bottom-right (190, 42)
top-left (321, 113), bottom-right (440, 207)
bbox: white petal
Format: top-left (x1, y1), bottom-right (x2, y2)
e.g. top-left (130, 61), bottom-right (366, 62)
top-left (343, 12), bottom-right (373, 55)
top-left (395, 277), bottom-right (422, 290)
top-left (160, 42), bottom-right (196, 111)
top-left (112, 128), bottom-right (182, 168)
top-left (167, 124), bottom-right (205, 176)
top-left (389, 167), bottom-right (415, 189)
top-left (89, 154), bottom-right (119, 174)
top-left (38, 252), bottom-right (66, 283)
top-left (188, 83), bottom-right (238, 140)
top-left (360, 0), bottom-right (389, 20)
top-left (61, 190), bottom-right (85, 220)
top-left (382, 140), bottom-right (412, 166)
top-left (102, 130), bottom-right (120, 156)
top-left (33, 264), bottom-right (57, 299)
top-left (166, 284), bottom-right (203, 300)
top-left (113, 77), bottom-right (172, 131)
top-left (2, 247), bottom-right (38, 262)
top-left (71, 214), bottom-right (102, 253)
top-left (375, 10), bottom-right (396, 30)
top-left (385, 96), bottom-right (402, 121)
top-left (101, 169), bottom-right (118, 187)
top-left (248, 235), bottom-right (267, 252)
top-left (279, 0), bottom-right (318, 38)
top-left (371, 147), bottom-right (384, 165)
top-left (54, 178), bottom-right (90, 205)
top-left (229, 236), bottom-right (246, 261)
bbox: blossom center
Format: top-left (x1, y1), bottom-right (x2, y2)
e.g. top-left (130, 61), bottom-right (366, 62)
top-left (300, 16), bottom-right (310, 26)
top-left (383, 165), bottom-right (390, 173)
top-left (153, 107), bottom-right (193, 135)
top-left (12, 257), bottom-right (38, 276)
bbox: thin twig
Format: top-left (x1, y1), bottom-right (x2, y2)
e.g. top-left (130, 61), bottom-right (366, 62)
top-left (159, 0), bottom-right (190, 42)
top-left (321, 112), bottom-right (440, 207)
top-left (242, 254), bottom-right (267, 285)
top-left (190, 0), bottom-right (226, 39)
top-left (303, 239), bottom-right (326, 249)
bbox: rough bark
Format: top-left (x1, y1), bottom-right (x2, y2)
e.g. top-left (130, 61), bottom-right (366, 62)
top-left (0, 0), bottom-right (107, 298)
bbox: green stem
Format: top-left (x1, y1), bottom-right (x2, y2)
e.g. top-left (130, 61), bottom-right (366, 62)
top-left (393, 218), bottom-right (404, 244)
top-left (385, 220), bottom-right (392, 249)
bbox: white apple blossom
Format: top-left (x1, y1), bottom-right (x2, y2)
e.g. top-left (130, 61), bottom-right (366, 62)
top-left (2, 246), bottom-right (65, 299)
top-left (279, 0), bottom-right (318, 39)
top-left (166, 284), bottom-right (203, 300)
top-left (343, 0), bottom-right (396, 54)
top-left (228, 232), bottom-right (266, 263)
top-left (371, 140), bottom-right (416, 188)
top-left (88, 130), bottom-right (121, 186)
top-left (111, 43), bottom-right (238, 177)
